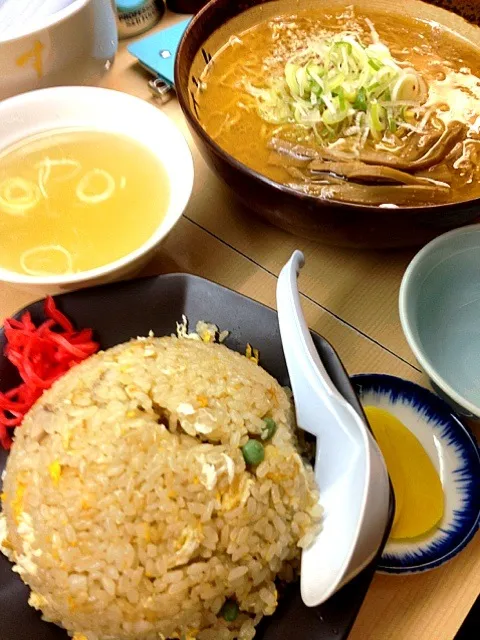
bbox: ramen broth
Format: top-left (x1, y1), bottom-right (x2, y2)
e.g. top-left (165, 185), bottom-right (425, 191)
top-left (196, 7), bottom-right (480, 206)
top-left (0, 129), bottom-right (170, 276)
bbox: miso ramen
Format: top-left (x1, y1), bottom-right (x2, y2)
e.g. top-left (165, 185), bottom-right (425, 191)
top-left (0, 129), bottom-right (170, 276)
top-left (196, 6), bottom-right (480, 207)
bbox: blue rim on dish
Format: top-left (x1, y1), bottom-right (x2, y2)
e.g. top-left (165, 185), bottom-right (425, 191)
top-left (352, 374), bottom-right (480, 574)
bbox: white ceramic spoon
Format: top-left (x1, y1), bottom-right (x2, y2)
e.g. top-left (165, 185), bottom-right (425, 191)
top-left (276, 250), bottom-right (390, 607)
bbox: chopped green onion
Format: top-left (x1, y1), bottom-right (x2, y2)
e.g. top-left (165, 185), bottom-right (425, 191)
top-left (328, 72), bottom-right (345, 92)
top-left (285, 62), bottom-right (299, 95)
top-left (334, 41), bottom-right (353, 55)
top-left (368, 58), bottom-right (382, 71)
top-left (335, 87), bottom-right (346, 111)
top-left (369, 102), bottom-right (386, 131)
top-left (353, 86), bottom-right (367, 111)
top-left (244, 30), bottom-right (427, 145)
top-left (307, 63), bottom-right (324, 80)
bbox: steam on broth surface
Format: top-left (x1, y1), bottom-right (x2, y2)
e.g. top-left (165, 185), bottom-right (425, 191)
top-left (196, 6), bottom-right (480, 207)
top-left (0, 129), bottom-right (170, 276)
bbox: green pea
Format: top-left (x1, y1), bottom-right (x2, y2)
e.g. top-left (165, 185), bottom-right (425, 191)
top-left (261, 417), bottom-right (277, 440)
top-left (220, 599), bottom-right (239, 622)
top-left (241, 439), bottom-right (265, 465)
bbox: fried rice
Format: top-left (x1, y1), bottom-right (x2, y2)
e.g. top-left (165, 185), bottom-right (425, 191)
top-left (0, 334), bottom-right (320, 640)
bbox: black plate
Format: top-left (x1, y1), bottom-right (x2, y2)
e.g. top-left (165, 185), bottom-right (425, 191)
top-left (0, 274), bottom-right (393, 640)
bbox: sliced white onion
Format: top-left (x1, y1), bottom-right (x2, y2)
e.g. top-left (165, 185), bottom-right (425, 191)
top-left (0, 177), bottom-right (41, 216)
top-left (76, 169), bottom-right (115, 205)
top-left (20, 244), bottom-right (73, 276)
top-left (35, 157), bottom-right (82, 199)
top-left (392, 73), bottom-right (427, 103)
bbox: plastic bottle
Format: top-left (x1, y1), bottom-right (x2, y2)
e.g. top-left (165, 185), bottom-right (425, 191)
top-left (116, 0), bottom-right (164, 38)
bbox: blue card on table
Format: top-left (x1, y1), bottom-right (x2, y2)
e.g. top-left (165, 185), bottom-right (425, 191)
top-left (127, 18), bottom-right (192, 87)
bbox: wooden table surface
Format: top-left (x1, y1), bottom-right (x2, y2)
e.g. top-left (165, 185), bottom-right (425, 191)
top-left (1, 9), bottom-right (479, 640)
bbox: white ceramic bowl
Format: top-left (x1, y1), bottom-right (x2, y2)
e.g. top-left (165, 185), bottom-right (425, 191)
top-left (399, 225), bottom-right (480, 419)
top-left (0, 0), bottom-right (117, 101)
top-left (0, 86), bottom-right (194, 293)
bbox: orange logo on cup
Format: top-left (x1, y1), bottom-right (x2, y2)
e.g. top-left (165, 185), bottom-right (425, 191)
top-left (16, 40), bottom-right (45, 78)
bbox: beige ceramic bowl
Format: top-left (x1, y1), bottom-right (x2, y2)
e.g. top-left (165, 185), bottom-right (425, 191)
top-left (0, 86), bottom-right (194, 294)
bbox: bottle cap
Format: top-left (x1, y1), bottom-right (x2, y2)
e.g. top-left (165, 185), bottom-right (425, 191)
top-left (116, 0), bottom-right (147, 13)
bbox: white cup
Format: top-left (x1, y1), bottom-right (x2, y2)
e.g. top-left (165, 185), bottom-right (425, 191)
top-left (0, 2), bottom-right (77, 38)
top-left (0, 0), bottom-right (118, 102)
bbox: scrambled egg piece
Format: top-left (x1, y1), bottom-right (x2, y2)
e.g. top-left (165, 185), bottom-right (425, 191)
top-left (195, 320), bottom-right (218, 343)
top-left (48, 460), bottom-right (62, 486)
top-left (169, 526), bottom-right (202, 568)
top-left (176, 403), bottom-right (216, 436)
top-left (144, 523), bottom-right (151, 543)
top-left (170, 630), bottom-right (199, 640)
top-left (11, 482), bottom-right (26, 523)
top-left (136, 330), bottom-right (155, 341)
top-left (199, 453), bottom-right (235, 491)
top-left (200, 462), bottom-right (217, 491)
top-left (176, 316), bottom-right (229, 343)
top-left (221, 454), bottom-right (235, 483)
top-left (177, 403), bottom-right (195, 416)
top-left (61, 429), bottom-right (71, 450)
top-left (222, 475), bottom-right (253, 511)
top-left (245, 343), bottom-right (259, 364)
top-left (264, 444), bottom-right (279, 460)
top-left (29, 592), bottom-right (48, 611)
top-left (0, 514), bottom-right (12, 552)
top-left (196, 395), bottom-right (209, 408)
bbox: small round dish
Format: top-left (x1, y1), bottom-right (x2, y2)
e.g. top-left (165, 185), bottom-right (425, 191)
top-left (352, 373), bottom-right (480, 574)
